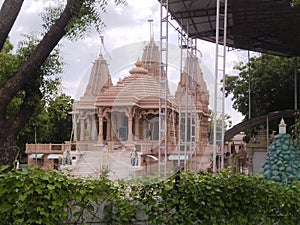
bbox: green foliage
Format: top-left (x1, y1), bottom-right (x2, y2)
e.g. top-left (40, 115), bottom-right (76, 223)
top-left (0, 38), bottom-right (73, 159)
top-left (17, 93), bottom-right (74, 152)
top-left (45, 93), bottom-right (74, 143)
top-left (225, 55), bottom-right (298, 119)
top-left (17, 34), bottom-right (63, 101)
top-left (0, 35), bottom-right (63, 121)
top-left (2, 168), bottom-right (300, 224)
top-left (0, 40), bottom-right (22, 87)
top-left (292, 112), bottom-right (300, 143)
top-left (0, 167), bottom-right (137, 225)
top-left (208, 109), bottom-right (232, 143)
top-left (291, 0), bottom-right (300, 6)
top-left (208, 109), bottom-right (232, 130)
top-left (0, 0), bottom-right (128, 168)
top-left (2, 36), bottom-right (73, 151)
top-left (41, 0), bottom-right (127, 40)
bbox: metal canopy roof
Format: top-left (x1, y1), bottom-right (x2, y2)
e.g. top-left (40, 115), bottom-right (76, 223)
top-left (167, 0), bottom-right (300, 57)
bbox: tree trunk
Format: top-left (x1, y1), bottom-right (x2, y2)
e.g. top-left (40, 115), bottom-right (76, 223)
top-left (0, 0), bottom-right (83, 111)
top-left (0, 0), bottom-right (85, 168)
top-left (0, 0), bottom-right (24, 50)
top-left (0, 136), bottom-right (18, 171)
top-left (0, 84), bottom-right (41, 169)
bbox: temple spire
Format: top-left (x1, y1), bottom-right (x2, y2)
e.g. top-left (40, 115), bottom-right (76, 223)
top-left (99, 36), bottom-right (110, 59)
top-left (148, 19), bottom-right (154, 42)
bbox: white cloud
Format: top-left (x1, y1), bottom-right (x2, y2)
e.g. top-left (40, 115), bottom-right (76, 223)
top-left (25, 1), bottom-right (44, 14)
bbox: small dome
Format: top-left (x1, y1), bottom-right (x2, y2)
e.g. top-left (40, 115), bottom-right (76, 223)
top-left (135, 58), bottom-right (142, 67)
top-left (129, 59), bottom-right (148, 75)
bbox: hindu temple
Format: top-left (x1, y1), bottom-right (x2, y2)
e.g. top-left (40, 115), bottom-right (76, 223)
top-left (69, 36), bottom-right (210, 174)
top-left (26, 36), bottom-right (211, 177)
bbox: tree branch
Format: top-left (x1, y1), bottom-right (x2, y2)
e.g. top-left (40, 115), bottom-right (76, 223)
top-left (0, 0), bottom-right (84, 111)
top-left (7, 82), bottom-right (42, 139)
top-left (0, 0), bottom-right (24, 50)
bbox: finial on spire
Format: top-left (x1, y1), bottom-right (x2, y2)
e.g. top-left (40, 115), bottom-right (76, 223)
top-left (278, 117), bottom-right (287, 134)
top-left (99, 36), bottom-right (111, 60)
top-left (99, 35), bottom-right (104, 55)
top-left (135, 58), bottom-right (142, 67)
top-left (148, 19), bottom-right (154, 42)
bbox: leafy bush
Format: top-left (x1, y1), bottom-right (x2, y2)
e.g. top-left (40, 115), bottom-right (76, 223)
top-left (0, 167), bottom-right (137, 224)
top-left (1, 167), bottom-right (300, 224)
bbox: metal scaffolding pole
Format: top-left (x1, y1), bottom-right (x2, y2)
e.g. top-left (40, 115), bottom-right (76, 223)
top-left (213, 0), bottom-right (228, 173)
top-left (159, 0), bottom-right (205, 174)
top-left (177, 22), bottom-right (197, 172)
top-left (189, 42), bottom-right (197, 172)
top-left (159, 0), bottom-right (169, 177)
top-left (184, 23), bottom-right (189, 171)
top-left (177, 18), bottom-right (184, 169)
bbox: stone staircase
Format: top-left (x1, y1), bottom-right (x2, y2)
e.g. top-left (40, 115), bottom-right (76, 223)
top-left (62, 145), bottom-right (214, 179)
top-left (107, 150), bottom-right (143, 180)
top-left (198, 144), bottom-right (214, 170)
top-left (67, 151), bottom-right (106, 178)
top-left (64, 149), bottom-right (142, 180)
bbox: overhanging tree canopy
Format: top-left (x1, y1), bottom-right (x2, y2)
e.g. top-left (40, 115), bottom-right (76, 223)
top-left (0, 0), bottom-right (126, 168)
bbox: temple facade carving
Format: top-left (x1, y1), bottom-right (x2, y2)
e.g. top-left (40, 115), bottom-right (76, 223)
top-left (71, 39), bottom-right (210, 170)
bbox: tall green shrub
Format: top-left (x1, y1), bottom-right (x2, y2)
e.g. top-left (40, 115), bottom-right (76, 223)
top-left (1, 167), bottom-right (300, 225)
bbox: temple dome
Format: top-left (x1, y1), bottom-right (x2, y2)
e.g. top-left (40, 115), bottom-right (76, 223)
top-left (129, 59), bottom-right (148, 75)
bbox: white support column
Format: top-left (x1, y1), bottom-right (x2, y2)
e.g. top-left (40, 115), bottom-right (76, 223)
top-left (159, 0), bottom-right (169, 177)
top-left (213, 0), bottom-right (228, 173)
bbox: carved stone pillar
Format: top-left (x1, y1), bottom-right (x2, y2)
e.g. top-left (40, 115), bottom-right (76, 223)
top-left (107, 118), bottom-right (111, 141)
top-left (87, 115), bottom-right (91, 141)
top-left (128, 115), bottom-right (133, 143)
top-left (167, 116), bottom-right (171, 142)
top-left (134, 115), bottom-right (140, 140)
top-left (73, 115), bottom-right (78, 142)
top-left (98, 116), bottom-right (103, 144)
top-left (143, 119), bottom-right (147, 140)
top-left (197, 120), bottom-right (201, 143)
top-left (80, 115), bottom-right (85, 141)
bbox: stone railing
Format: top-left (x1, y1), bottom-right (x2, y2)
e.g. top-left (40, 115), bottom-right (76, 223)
top-left (25, 142), bottom-right (77, 154)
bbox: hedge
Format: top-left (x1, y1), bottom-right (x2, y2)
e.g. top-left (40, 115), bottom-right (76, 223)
top-left (1, 167), bottom-right (300, 224)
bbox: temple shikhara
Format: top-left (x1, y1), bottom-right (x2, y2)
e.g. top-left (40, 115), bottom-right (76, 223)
top-left (26, 37), bottom-right (212, 178)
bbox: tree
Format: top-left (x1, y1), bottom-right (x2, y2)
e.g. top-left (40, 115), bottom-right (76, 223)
top-left (0, 37), bottom-right (66, 162)
top-left (45, 93), bottom-right (74, 143)
top-left (225, 54), bottom-right (298, 120)
top-left (0, 0), bottom-right (126, 168)
top-left (208, 109), bottom-right (232, 143)
top-left (17, 93), bottom-right (74, 160)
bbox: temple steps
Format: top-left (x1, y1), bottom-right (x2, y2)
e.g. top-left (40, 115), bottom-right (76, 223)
top-left (64, 144), bottom-right (213, 178)
top-left (66, 149), bottom-right (140, 180)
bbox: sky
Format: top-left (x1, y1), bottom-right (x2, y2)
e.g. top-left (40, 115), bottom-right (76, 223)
top-left (1, 0), bottom-right (245, 125)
